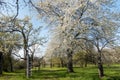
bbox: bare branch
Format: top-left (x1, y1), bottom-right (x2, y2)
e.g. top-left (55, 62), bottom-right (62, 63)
top-left (12, 53), bottom-right (25, 60)
top-left (12, 0), bottom-right (19, 24)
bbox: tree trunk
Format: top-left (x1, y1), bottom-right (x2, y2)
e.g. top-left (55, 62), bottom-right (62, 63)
top-left (26, 53), bottom-right (29, 78)
top-left (38, 61), bottom-right (41, 71)
top-left (9, 49), bottom-right (13, 72)
top-left (98, 62), bottom-right (104, 77)
top-left (22, 31), bottom-right (31, 78)
top-left (67, 51), bottom-right (74, 72)
top-left (84, 60), bottom-right (87, 67)
top-left (9, 56), bottom-right (13, 72)
top-left (43, 61), bottom-right (46, 68)
top-left (31, 54), bottom-right (34, 68)
top-left (50, 58), bottom-right (53, 68)
top-left (0, 52), bottom-right (3, 75)
top-left (97, 51), bottom-right (104, 77)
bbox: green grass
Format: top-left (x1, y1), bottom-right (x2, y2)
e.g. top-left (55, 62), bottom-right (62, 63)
top-left (0, 65), bottom-right (120, 80)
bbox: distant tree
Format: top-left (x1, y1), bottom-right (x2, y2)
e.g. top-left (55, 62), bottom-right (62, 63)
top-left (53, 47), bottom-right (67, 67)
top-left (72, 39), bottom-right (96, 67)
top-left (33, 56), bottom-right (45, 71)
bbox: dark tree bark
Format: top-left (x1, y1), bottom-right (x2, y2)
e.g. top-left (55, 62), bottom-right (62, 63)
top-left (84, 60), bottom-right (87, 67)
top-left (3, 54), bottom-right (9, 72)
top-left (97, 51), bottom-right (104, 77)
top-left (84, 55), bottom-right (88, 67)
top-left (8, 49), bottom-right (13, 72)
top-left (38, 61), bottom-right (41, 71)
top-left (67, 49), bottom-right (74, 72)
top-left (98, 62), bottom-right (104, 77)
top-left (0, 52), bottom-right (3, 75)
top-left (9, 56), bottom-right (13, 72)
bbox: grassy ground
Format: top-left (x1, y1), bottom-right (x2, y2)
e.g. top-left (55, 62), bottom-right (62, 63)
top-left (0, 65), bottom-right (120, 80)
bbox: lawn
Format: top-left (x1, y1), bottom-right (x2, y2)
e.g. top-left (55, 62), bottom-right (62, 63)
top-left (0, 65), bottom-right (120, 80)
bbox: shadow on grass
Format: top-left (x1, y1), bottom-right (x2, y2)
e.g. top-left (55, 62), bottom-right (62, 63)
top-left (31, 66), bottom-right (120, 80)
top-left (31, 69), bottom-right (67, 79)
top-left (110, 76), bottom-right (120, 80)
top-left (31, 68), bottom-right (100, 80)
top-left (104, 75), bottom-right (120, 80)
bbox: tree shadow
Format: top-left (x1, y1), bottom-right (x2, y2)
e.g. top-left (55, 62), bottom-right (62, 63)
top-left (31, 69), bottom-right (67, 79)
top-left (104, 76), bottom-right (120, 80)
top-left (31, 69), bottom-right (100, 80)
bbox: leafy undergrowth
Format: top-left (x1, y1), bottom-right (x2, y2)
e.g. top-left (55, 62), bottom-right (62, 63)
top-left (0, 65), bottom-right (120, 80)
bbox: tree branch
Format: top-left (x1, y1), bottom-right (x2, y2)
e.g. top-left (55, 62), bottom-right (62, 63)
top-left (12, 0), bottom-right (19, 22)
top-left (12, 53), bottom-right (25, 60)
